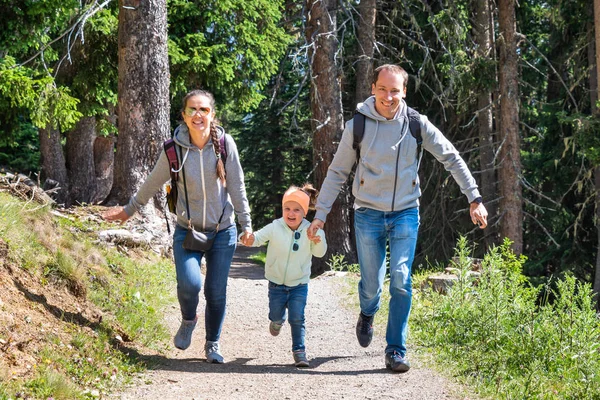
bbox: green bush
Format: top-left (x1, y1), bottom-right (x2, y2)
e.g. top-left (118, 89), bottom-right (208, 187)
top-left (412, 237), bottom-right (600, 399)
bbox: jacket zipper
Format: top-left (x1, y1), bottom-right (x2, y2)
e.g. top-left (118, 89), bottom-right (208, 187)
top-left (282, 230), bottom-right (295, 284)
top-left (391, 119), bottom-right (407, 212)
top-left (200, 148), bottom-right (207, 229)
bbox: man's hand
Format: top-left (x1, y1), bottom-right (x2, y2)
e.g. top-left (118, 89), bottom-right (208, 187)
top-left (102, 207), bottom-right (130, 224)
top-left (307, 218), bottom-right (324, 240)
top-left (470, 202), bottom-right (488, 229)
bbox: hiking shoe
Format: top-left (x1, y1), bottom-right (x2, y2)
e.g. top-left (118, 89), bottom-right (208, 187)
top-left (205, 341), bottom-right (224, 364)
top-left (356, 312), bottom-right (374, 348)
top-left (174, 315), bottom-right (198, 350)
top-left (293, 350), bottom-right (310, 368)
top-left (269, 321), bottom-right (283, 336)
top-left (385, 351), bottom-right (410, 372)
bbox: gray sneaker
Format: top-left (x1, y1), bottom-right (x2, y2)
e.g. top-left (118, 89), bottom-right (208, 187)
top-left (174, 315), bottom-right (198, 350)
top-left (269, 321), bottom-right (283, 336)
top-left (205, 341), bottom-right (224, 364)
top-left (293, 350), bottom-right (310, 368)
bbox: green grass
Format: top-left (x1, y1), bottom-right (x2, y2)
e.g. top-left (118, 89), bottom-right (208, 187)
top-left (0, 192), bottom-right (175, 398)
top-left (250, 251), bottom-right (266, 265)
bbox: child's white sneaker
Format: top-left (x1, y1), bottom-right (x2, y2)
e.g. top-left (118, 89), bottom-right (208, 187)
top-left (174, 315), bottom-right (198, 350)
top-left (205, 341), bottom-right (224, 364)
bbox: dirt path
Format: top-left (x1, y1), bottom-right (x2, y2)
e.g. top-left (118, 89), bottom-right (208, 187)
top-left (114, 246), bottom-right (464, 400)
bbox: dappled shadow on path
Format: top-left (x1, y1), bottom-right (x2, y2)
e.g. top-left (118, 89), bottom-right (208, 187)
top-left (228, 245), bottom-right (265, 280)
top-left (117, 344), bottom-right (386, 376)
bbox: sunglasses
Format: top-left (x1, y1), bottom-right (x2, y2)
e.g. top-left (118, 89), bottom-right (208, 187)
top-left (292, 231), bottom-right (300, 252)
top-left (184, 107), bottom-right (211, 117)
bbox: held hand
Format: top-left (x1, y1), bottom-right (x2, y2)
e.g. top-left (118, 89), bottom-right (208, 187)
top-left (307, 219), bottom-right (324, 240)
top-left (102, 206), bottom-right (130, 224)
top-left (309, 234), bottom-right (321, 244)
top-left (239, 231), bottom-right (254, 246)
top-left (470, 202), bottom-right (488, 229)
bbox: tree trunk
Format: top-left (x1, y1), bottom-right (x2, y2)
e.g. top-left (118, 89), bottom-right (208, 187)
top-left (38, 127), bottom-right (68, 205)
top-left (92, 135), bottom-right (115, 204)
top-left (107, 0), bottom-right (170, 205)
top-left (592, 0), bottom-right (600, 304)
top-left (305, 0), bottom-right (356, 272)
top-left (473, 0), bottom-right (498, 249)
top-left (354, 0), bottom-right (376, 105)
top-left (497, 0), bottom-right (523, 254)
top-left (66, 116), bottom-right (96, 205)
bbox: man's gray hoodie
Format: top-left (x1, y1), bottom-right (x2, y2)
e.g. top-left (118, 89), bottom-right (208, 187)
top-left (124, 124), bottom-right (252, 232)
top-left (314, 97), bottom-right (481, 222)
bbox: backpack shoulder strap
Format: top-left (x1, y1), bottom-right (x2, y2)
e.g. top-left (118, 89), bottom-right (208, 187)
top-left (163, 138), bottom-right (179, 181)
top-left (406, 106), bottom-right (422, 146)
top-left (352, 112), bottom-right (366, 160)
top-left (219, 134), bottom-right (227, 164)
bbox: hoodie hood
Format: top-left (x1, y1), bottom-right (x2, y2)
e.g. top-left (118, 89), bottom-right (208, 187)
top-left (172, 123), bottom-right (225, 149)
top-left (356, 96), bottom-right (407, 121)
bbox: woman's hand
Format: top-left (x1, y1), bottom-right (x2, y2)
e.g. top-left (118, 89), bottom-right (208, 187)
top-left (102, 207), bottom-right (130, 224)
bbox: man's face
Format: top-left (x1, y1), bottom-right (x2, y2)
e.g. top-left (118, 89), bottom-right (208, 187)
top-left (371, 69), bottom-right (407, 119)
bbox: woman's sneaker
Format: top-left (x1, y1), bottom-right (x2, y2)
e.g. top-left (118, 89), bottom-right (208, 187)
top-left (269, 321), bottom-right (283, 336)
top-left (293, 350), bottom-right (310, 368)
top-left (385, 351), bottom-right (410, 372)
top-left (174, 315), bottom-right (198, 350)
top-left (205, 341), bottom-right (224, 364)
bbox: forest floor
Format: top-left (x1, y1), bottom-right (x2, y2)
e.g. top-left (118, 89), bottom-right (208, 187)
top-left (111, 246), bottom-right (471, 400)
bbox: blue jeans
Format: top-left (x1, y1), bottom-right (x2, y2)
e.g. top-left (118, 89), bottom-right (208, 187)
top-left (268, 282), bottom-right (308, 352)
top-left (173, 224), bottom-right (237, 342)
top-left (354, 207), bottom-right (419, 356)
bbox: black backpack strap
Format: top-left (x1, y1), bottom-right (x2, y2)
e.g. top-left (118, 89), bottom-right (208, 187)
top-left (352, 112), bottom-right (366, 161)
top-left (219, 134), bottom-right (227, 164)
top-left (406, 106), bottom-right (423, 169)
top-left (163, 138), bottom-right (179, 181)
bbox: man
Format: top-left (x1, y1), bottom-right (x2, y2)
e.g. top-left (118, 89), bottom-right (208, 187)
top-left (307, 64), bottom-right (488, 373)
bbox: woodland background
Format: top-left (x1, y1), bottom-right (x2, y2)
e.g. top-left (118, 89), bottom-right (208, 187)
top-left (1, 0), bottom-right (600, 302)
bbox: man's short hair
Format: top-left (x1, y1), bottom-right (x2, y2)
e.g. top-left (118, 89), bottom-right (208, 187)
top-left (372, 64), bottom-right (409, 86)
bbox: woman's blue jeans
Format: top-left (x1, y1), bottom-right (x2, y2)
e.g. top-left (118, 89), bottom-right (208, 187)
top-left (354, 207), bottom-right (419, 356)
top-left (268, 282), bottom-right (308, 352)
top-left (173, 224), bottom-right (237, 342)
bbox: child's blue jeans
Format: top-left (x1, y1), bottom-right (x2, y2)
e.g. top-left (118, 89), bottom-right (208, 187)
top-left (268, 282), bottom-right (308, 351)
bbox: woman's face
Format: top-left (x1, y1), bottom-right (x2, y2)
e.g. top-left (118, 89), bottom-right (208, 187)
top-left (182, 94), bottom-right (214, 135)
top-left (283, 201), bottom-right (305, 231)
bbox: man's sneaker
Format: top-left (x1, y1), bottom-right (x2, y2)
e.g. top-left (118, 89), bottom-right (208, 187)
top-left (269, 321), bottom-right (283, 336)
top-left (293, 350), bottom-right (310, 368)
top-left (356, 312), bottom-right (374, 348)
top-left (385, 351), bottom-right (410, 372)
top-left (173, 315), bottom-right (198, 350)
top-left (205, 341), bottom-right (224, 364)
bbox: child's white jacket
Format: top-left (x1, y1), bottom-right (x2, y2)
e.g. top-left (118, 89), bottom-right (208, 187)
top-left (251, 218), bottom-right (327, 287)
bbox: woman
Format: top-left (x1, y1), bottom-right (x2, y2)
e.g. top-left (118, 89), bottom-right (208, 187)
top-left (103, 89), bottom-right (252, 364)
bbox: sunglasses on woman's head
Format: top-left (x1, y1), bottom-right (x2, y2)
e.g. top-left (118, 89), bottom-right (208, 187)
top-left (292, 231), bottom-right (300, 251)
top-left (184, 107), bottom-right (211, 117)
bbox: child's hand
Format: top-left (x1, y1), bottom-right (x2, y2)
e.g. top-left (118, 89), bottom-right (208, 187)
top-left (239, 231), bottom-right (255, 246)
top-left (309, 235), bottom-right (321, 244)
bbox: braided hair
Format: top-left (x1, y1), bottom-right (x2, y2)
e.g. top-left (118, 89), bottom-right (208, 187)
top-left (182, 89), bottom-right (226, 184)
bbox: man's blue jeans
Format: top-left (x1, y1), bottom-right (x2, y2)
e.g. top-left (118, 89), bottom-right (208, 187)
top-left (354, 207), bottom-right (419, 356)
top-left (173, 224), bottom-right (237, 342)
top-left (268, 282), bottom-right (308, 352)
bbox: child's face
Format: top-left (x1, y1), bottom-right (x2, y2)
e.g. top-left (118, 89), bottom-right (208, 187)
top-left (283, 201), bottom-right (305, 230)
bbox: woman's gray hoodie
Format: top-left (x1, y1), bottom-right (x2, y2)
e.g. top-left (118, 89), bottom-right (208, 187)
top-left (314, 97), bottom-right (481, 222)
top-left (124, 124), bottom-right (252, 232)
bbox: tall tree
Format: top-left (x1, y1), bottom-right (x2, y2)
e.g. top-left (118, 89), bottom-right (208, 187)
top-left (473, 0), bottom-right (498, 248)
top-left (498, 0), bottom-right (523, 254)
top-left (354, 0), bottom-right (376, 104)
top-left (107, 0), bottom-right (170, 205)
top-left (593, 0), bottom-right (600, 303)
top-left (305, 0), bottom-right (355, 271)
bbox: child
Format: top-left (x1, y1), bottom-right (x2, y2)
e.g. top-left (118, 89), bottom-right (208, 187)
top-left (240, 184), bottom-right (327, 367)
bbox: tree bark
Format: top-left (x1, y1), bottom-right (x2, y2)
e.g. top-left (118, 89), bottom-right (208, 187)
top-left (66, 116), bottom-right (96, 205)
top-left (354, 0), bottom-right (376, 105)
top-left (592, 0), bottom-right (600, 304)
top-left (473, 0), bottom-right (498, 249)
top-left (497, 0), bottom-right (523, 254)
top-left (107, 0), bottom-right (170, 205)
top-left (305, 0), bottom-right (356, 272)
top-left (38, 127), bottom-right (68, 205)
top-left (93, 135), bottom-right (116, 204)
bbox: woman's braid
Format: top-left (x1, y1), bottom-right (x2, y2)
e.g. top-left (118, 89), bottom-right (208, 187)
top-left (210, 123), bottom-right (226, 185)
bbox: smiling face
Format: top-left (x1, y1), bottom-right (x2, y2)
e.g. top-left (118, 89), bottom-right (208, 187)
top-left (182, 94), bottom-right (214, 136)
top-left (371, 68), bottom-right (407, 119)
top-left (283, 200), bottom-right (305, 231)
